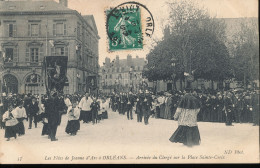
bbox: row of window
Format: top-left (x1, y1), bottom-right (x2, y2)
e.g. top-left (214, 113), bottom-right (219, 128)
top-left (102, 79), bottom-right (131, 86)
top-left (4, 46), bottom-right (68, 63)
top-left (5, 22), bottom-right (67, 38)
top-left (102, 66), bottom-right (143, 73)
top-left (102, 73), bottom-right (142, 80)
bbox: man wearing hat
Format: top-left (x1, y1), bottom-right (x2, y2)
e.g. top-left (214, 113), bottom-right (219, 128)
top-left (23, 93), bottom-right (32, 119)
top-left (27, 96), bottom-right (39, 129)
top-left (126, 92), bottom-right (134, 120)
top-left (223, 92), bottom-right (234, 126)
top-left (136, 92), bottom-right (144, 123)
top-left (142, 90), bottom-right (152, 125)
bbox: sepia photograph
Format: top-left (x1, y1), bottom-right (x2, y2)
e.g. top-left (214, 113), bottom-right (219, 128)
top-left (0, 0), bottom-right (259, 164)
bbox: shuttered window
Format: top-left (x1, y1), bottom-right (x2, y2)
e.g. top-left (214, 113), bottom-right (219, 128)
top-left (53, 22), bottom-right (66, 36)
top-left (13, 47), bottom-right (18, 62)
top-left (28, 23), bottom-right (40, 36)
top-left (25, 48), bottom-right (30, 62)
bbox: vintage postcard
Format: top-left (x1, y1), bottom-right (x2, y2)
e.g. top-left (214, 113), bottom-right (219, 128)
top-left (0, 0), bottom-right (259, 164)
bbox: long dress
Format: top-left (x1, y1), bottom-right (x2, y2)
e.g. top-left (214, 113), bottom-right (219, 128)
top-left (169, 108), bottom-right (201, 147)
top-left (158, 96), bottom-right (166, 119)
top-left (3, 111), bottom-right (19, 139)
top-left (164, 97), bottom-right (173, 119)
top-left (12, 107), bottom-right (27, 135)
top-left (65, 106), bottom-right (80, 135)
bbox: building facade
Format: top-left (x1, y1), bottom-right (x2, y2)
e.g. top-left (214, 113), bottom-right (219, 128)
top-left (99, 55), bottom-right (147, 94)
top-left (0, 0), bottom-right (100, 95)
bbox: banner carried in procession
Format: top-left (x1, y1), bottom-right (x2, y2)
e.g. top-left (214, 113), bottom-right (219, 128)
top-left (86, 75), bottom-right (97, 92)
top-left (44, 56), bottom-right (68, 95)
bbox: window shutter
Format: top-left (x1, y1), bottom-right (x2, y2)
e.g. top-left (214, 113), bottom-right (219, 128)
top-left (39, 47), bottom-right (43, 62)
top-left (65, 46), bottom-right (68, 57)
top-left (7, 24), bottom-right (10, 37)
top-left (51, 47), bottom-right (55, 56)
top-left (39, 24), bottom-right (41, 36)
top-left (4, 24), bottom-right (8, 37)
top-left (13, 24), bottom-right (17, 37)
top-left (13, 47), bottom-right (18, 62)
top-left (64, 23), bottom-right (67, 35)
top-left (53, 24), bottom-right (56, 36)
top-left (25, 48), bottom-right (30, 62)
top-left (28, 24), bottom-right (31, 36)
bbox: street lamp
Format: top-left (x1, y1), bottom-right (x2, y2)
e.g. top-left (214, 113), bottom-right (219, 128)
top-left (171, 57), bottom-right (177, 91)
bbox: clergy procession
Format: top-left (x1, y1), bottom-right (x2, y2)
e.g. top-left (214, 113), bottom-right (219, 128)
top-left (0, 87), bottom-right (259, 147)
top-left (0, 52), bottom-right (259, 147)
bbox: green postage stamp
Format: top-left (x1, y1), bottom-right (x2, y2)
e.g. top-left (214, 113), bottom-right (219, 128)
top-left (106, 6), bottom-right (143, 51)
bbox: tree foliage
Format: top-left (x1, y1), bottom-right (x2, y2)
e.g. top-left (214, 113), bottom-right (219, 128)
top-left (230, 18), bottom-right (259, 85)
top-left (144, 0), bottom-right (232, 82)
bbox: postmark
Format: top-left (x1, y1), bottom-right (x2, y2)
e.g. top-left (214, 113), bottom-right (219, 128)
top-left (106, 1), bottom-right (155, 51)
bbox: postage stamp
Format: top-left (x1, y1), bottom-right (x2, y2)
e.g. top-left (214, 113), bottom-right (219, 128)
top-left (106, 2), bottom-right (155, 51)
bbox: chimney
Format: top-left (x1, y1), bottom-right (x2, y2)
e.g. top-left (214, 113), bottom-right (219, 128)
top-left (105, 57), bottom-right (110, 67)
top-left (127, 54), bottom-right (132, 67)
top-left (115, 55), bottom-right (120, 66)
top-left (59, 0), bottom-right (68, 7)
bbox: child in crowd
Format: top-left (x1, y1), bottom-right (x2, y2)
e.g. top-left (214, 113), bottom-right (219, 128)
top-left (2, 105), bottom-right (19, 141)
top-left (65, 99), bottom-right (80, 136)
top-left (100, 98), bottom-right (109, 120)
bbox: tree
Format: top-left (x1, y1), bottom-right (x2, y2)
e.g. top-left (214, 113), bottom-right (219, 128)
top-left (145, 0), bottom-right (231, 90)
top-left (230, 18), bottom-right (259, 88)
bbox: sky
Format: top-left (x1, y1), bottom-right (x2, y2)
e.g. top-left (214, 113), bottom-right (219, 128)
top-left (56, 0), bottom-right (258, 65)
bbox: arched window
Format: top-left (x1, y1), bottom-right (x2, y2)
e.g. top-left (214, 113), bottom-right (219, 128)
top-left (25, 74), bottom-right (41, 94)
top-left (3, 74), bottom-right (18, 94)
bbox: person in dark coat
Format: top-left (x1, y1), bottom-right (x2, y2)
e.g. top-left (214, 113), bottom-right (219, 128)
top-left (90, 97), bottom-right (100, 125)
top-left (126, 94), bottom-right (133, 120)
top-left (216, 94), bottom-right (225, 123)
top-left (251, 91), bottom-right (259, 126)
top-left (23, 93), bottom-right (32, 118)
top-left (142, 93), bottom-right (151, 125)
top-left (224, 92), bottom-right (234, 126)
top-left (27, 97), bottom-right (39, 129)
top-left (45, 91), bottom-right (60, 141)
top-left (136, 94), bottom-right (144, 123)
top-left (234, 93), bottom-right (243, 123)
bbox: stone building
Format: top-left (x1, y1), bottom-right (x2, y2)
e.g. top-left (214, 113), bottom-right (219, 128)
top-left (0, 0), bottom-right (100, 95)
top-left (99, 55), bottom-right (147, 94)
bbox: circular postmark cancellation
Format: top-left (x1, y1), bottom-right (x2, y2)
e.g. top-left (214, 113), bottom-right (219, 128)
top-left (106, 1), bottom-right (155, 51)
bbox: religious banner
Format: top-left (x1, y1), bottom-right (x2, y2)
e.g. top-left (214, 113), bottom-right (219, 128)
top-left (44, 56), bottom-right (68, 95)
top-left (86, 75), bottom-right (97, 92)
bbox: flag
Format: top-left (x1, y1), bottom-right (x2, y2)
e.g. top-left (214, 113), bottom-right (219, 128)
top-left (44, 56), bottom-right (68, 95)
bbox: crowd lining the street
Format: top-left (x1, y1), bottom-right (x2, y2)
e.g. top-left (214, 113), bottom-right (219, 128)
top-left (0, 88), bottom-right (259, 146)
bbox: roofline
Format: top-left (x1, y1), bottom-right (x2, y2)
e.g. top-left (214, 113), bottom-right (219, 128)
top-left (0, 10), bottom-right (100, 39)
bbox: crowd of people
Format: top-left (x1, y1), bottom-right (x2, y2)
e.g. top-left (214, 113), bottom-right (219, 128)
top-left (109, 89), bottom-right (259, 126)
top-left (0, 88), bottom-right (259, 147)
top-left (0, 92), bottom-right (110, 141)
